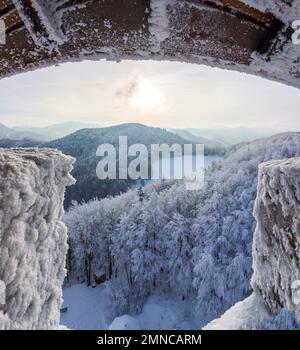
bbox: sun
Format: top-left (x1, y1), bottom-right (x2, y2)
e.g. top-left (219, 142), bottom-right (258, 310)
top-left (129, 79), bottom-right (165, 113)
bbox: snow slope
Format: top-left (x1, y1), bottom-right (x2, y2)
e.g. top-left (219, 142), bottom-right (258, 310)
top-left (60, 285), bottom-right (201, 330)
top-left (203, 293), bottom-right (270, 330)
top-left (108, 293), bottom-right (201, 330)
top-left (60, 284), bottom-right (110, 330)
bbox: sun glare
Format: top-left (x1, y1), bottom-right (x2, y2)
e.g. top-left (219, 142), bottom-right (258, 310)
top-left (129, 79), bottom-right (165, 114)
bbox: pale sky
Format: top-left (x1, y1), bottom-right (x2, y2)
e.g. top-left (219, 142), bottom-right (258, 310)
top-left (0, 59), bottom-right (299, 131)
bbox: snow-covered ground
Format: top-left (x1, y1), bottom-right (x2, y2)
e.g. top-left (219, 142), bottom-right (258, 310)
top-left (60, 284), bottom-right (201, 330)
top-left (60, 284), bottom-right (110, 330)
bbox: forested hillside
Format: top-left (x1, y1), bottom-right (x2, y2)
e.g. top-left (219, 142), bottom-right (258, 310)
top-left (64, 132), bottom-right (300, 326)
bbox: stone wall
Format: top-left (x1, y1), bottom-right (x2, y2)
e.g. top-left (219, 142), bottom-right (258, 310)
top-left (204, 158), bottom-right (300, 329)
top-left (252, 158), bottom-right (300, 322)
top-left (0, 149), bottom-right (75, 330)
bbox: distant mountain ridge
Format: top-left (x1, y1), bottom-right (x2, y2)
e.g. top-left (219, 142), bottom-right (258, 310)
top-left (1, 121), bottom-right (276, 147)
top-left (0, 122), bottom-right (46, 141)
top-left (168, 128), bottom-right (227, 150)
top-left (13, 121), bottom-right (101, 141)
top-left (184, 127), bottom-right (275, 147)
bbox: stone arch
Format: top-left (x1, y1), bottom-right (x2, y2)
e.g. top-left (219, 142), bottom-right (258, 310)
top-left (0, 0), bottom-right (299, 89)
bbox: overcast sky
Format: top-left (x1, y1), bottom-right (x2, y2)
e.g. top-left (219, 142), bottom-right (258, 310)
top-left (0, 59), bottom-right (299, 131)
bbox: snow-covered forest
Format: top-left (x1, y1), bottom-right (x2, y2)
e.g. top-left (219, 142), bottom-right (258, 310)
top-left (63, 132), bottom-right (300, 328)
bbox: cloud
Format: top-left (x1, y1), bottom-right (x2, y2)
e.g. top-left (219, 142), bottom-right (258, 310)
top-left (115, 72), bottom-right (142, 99)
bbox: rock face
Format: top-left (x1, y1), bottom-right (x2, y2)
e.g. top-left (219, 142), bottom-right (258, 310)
top-left (252, 158), bottom-right (300, 323)
top-left (204, 158), bottom-right (300, 329)
top-left (0, 149), bottom-right (75, 330)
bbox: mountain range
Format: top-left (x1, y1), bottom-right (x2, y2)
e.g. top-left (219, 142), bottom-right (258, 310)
top-left (0, 122), bottom-right (46, 141)
top-left (0, 121), bottom-right (279, 207)
top-left (12, 121), bottom-right (101, 141)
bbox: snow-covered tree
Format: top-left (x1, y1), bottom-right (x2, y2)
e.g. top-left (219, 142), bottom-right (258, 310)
top-left (164, 213), bottom-right (195, 299)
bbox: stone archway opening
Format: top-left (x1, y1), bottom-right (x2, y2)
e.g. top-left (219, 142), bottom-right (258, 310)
top-left (0, 0), bottom-right (299, 89)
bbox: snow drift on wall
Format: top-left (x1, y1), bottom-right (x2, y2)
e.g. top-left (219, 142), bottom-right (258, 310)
top-left (0, 148), bottom-right (75, 330)
top-left (202, 293), bottom-right (270, 330)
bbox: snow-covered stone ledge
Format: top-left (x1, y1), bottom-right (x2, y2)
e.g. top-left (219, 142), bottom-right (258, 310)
top-left (204, 158), bottom-right (300, 330)
top-left (0, 149), bottom-right (75, 330)
top-left (252, 158), bottom-right (300, 322)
